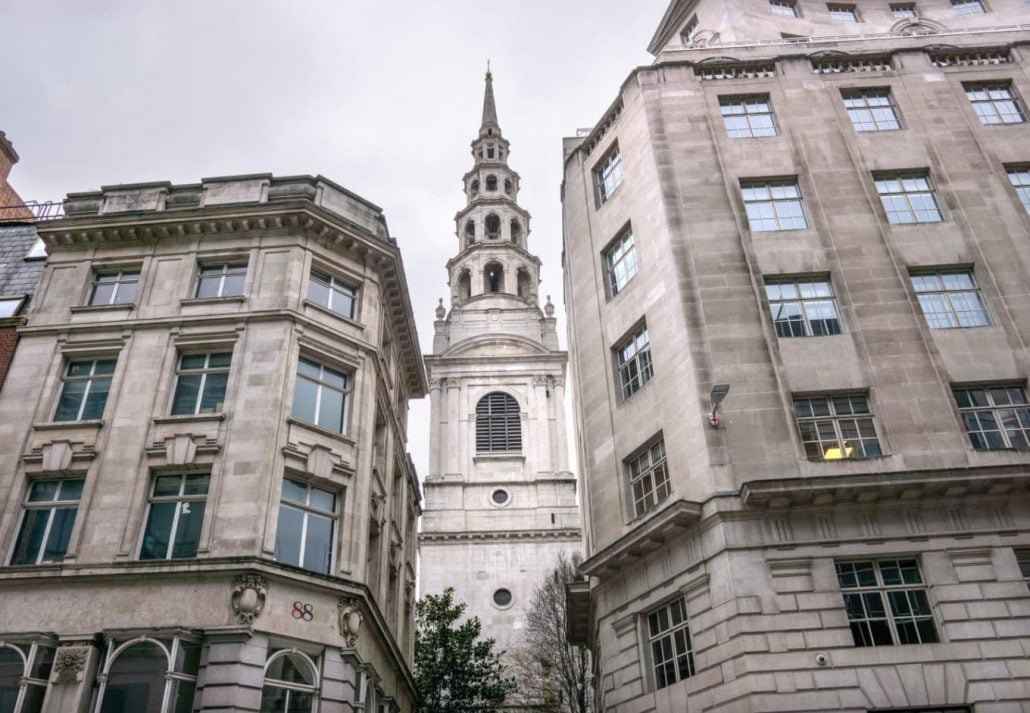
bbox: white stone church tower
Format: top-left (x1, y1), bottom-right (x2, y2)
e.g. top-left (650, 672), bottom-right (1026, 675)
top-left (419, 70), bottom-right (582, 659)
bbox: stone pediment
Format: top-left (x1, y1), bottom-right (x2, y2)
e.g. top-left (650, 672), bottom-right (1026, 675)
top-left (443, 333), bottom-right (549, 358)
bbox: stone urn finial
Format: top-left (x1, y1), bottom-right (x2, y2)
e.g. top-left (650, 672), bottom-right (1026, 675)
top-left (545, 295), bottom-right (555, 317)
top-left (436, 298), bottom-right (447, 319)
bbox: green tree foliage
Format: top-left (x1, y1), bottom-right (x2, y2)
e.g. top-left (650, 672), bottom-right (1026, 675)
top-left (414, 587), bottom-right (516, 713)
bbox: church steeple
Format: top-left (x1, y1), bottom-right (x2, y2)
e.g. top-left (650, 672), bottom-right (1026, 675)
top-left (442, 69), bottom-right (540, 312)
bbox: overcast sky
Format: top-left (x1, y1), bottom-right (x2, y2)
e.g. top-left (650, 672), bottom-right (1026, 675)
top-left (2, 0), bottom-right (666, 478)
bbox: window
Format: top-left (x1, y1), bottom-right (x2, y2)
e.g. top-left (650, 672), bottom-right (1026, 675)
top-left (794, 394), bottom-right (882, 459)
top-left (9, 478), bottom-right (83, 565)
top-left (486, 175), bottom-right (498, 191)
top-left (953, 385), bottom-right (1030, 450)
top-left (491, 489), bottom-right (510, 506)
top-left (1017, 550), bottom-right (1030, 590)
top-left (842, 89), bottom-right (901, 132)
top-left (890, 3), bottom-right (917, 17)
top-left (910, 270), bottom-right (989, 329)
top-left (475, 392), bottom-right (521, 453)
top-left (493, 588), bottom-right (513, 607)
top-left (765, 277), bottom-right (842, 337)
top-left (1007, 167), bottom-right (1030, 212)
top-left (89, 269), bottom-right (139, 306)
top-left (615, 324), bottom-right (653, 400)
top-left (836, 559), bottom-right (939, 646)
top-left (195, 263), bottom-right (246, 299)
top-left (647, 598), bottom-right (695, 690)
top-left (595, 145), bottom-right (624, 205)
top-left (951, 0), bottom-right (985, 14)
top-left (604, 228), bottom-right (638, 296)
top-left (827, 4), bottom-right (859, 22)
top-left (308, 268), bottom-right (358, 319)
top-left (275, 478), bottom-right (337, 574)
top-left (485, 214), bottom-right (501, 239)
top-left (261, 649), bottom-right (319, 713)
top-left (170, 352), bottom-right (231, 415)
top-left (741, 180), bottom-right (808, 231)
top-left (0, 642), bottom-right (53, 713)
top-left (291, 357), bottom-right (350, 434)
top-left (54, 358), bottom-right (116, 422)
top-left (874, 173), bottom-right (942, 223)
top-left (0, 296), bottom-right (24, 318)
top-left (95, 637), bottom-right (199, 713)
top-left (965, 83), bottom-right (1025, 125)
top-left (770, 0), bottom-right (799, 15)
top-left (628, 439), bottom-right (670, 517)
top-left (680, 15), bottom-right (699, 44)
top-left (139, 474), bottom-right (209, 560)
top-left (719, 95), bottom-right (777, 138)
top-left (25, 238), bottom-right (46, 260)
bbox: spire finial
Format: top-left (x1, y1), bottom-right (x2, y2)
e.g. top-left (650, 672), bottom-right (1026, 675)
top-left (480, 64), bottom-right (500, 136)
top-left (486, 59), bottom-right (491, 78)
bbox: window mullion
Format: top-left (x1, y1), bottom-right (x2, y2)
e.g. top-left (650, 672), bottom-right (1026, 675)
top-left (166, 500), bottom-right (183, 559)
top-left (195, 371), bottom-right (208, 414)
top-left (35, 506), bottom-right (57, 565)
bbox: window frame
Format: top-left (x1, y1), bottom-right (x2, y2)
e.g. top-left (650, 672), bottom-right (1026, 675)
top-left (594, 144), bottom-right (624, 206)
top-left (1006, 165), bottom-right (1030, 213)
top-left (835, 558), bottom-right (940, 647)
top-left (88, 268), bottom-right (140, 306)
top-left (260, 648), bottom-right (320, 713)
top-left (274, 477), bottom-right (339, 574)
top-left (290, 356), bottom-right (352, 435)
top-left (25, 238), bottom-right (47, 261)
top-left (0, 295), bottom-right (25, 319)
top-left (1016, 549), bottom-right (1030, 590)
top-left (841, 88), bottom-right (902, 132)
top-left (793, 393), bottom-right (883, 460)
top-left (827, 3), bottom-right (860, 22)
top-left (626, 437), bottom-right (671, 518)
top-left (740, 179), bottom-right (808, 232)
top-left (93, 635), bottom-right (200, 713)
top-left (679, 15), bottom-right (699, 44)
top-left (964, 82), bottom-right (1026, 125)
top-left (769, 0), bottom-right (799, 16)
top-left (0, 641), bottom-right (55, 713)
top-left (719, 94), bottom-right (778, 139)
top-left (53, 357), bottom-right (117, 422)
top-left (614, 323), bottom-right (654, 401)
top-left (194, 261), bottom-right (248, 299)
top-left (951, 0), bottom-right (986, 14)
top-left (909, 269), bottom-right (990, 329)
top-left (874, 172), bottom-right (943, 224)
top-left (307, 266), bottom-right (360, 320)
top-left (645, 596), bottom-right (695, 691)
top-left (952, 384), bottom-right (1030, 450)
top-left (170, 351), bottom-right (232, 415)
top-left (138, 473), bottom-right (211, 561)
top-left (603, 226), bottom-right (638, 298)
top-left (475, 391), bottom-right (523, 454)
top-left (8, 478), bottom-right (84, 566)
top-left (889, 2), bottom-right (918, 18)
top-left (765, 275), bottom-right (842, 338)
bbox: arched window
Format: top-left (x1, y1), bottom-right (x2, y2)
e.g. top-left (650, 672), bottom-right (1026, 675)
top-left (487, 144), bottom-right (495, 159)
top-left (261, 649), bottom-right (319, 713)
top-left (517, 268), bottom-right (532, 300)
top-left (470, 179), bottom-right (479, 197)
top-left (0, 642), bottom-right (52, 713)
top-left (476, 392), bottom-right (522, 453)
top-left (458, 269), bottom-right (472, 301)
top-left (484, 262), bottom-right (504, 294)
top-left (510, 220), bottom-right (522, 246)
top-left (504, 179), bottom-right (513, 196)
top-left (96, 637), bottom-right (199, 713)
top-left (485, 214), bottom-right (500, 239)
top-left (464, 220), bottom-right (475, 243)
top-left (486, 175), bottom-right (498, 191)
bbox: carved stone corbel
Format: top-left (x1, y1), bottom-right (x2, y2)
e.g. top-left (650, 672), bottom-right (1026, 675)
top-left (338, 598), bottom-right (364, 648)
top-left (52, 645), bottom-right (90, 684)
top-left (231, 574), bottom-right (268, 624)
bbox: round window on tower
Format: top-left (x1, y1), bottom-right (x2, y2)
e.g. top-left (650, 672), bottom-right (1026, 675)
top-left (490, 489), bottom-right (510, 507)
top-left (493, 588), bottom-right (513, 608)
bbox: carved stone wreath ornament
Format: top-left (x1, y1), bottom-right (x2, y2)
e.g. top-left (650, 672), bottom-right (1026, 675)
top-left (337, 598), bottom-right (364, 648)
top-left (231, 574), bottom-right (268, 625)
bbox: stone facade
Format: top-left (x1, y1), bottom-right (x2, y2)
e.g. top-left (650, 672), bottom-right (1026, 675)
top-left (419, 73), bottom-right (583, 675)
top-left (562, 1), bottom-right (1030, 711)
top-left (0, 174), bottom-right (425, 712)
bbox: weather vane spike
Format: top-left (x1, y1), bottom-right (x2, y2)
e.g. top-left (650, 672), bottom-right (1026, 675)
top-left (486, 59), bottom-right (491, 77)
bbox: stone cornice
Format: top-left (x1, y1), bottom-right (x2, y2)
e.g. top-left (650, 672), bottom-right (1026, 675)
top-left (418, 528), bottom-right (581, 544)
top-left (578, 499), bottom-right (702, 577)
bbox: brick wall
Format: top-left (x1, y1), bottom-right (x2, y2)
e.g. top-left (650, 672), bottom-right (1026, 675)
top-left (0, 327), bottom-right (17, 387)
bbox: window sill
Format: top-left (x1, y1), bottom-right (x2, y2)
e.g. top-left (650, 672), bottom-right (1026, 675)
top-left (180, 295), bottom-right (247, 306)
top-left (153, 412), bottom-right (226, 425)
top-left (804, 453), bottom-right (891, 463)
top-left (302, 299), bottom-right (364, 329)
top-left (286, 417), bottom-right (356, 447)
top-left (33, 420), bottom-right (104, 432)
top-left (473, 453), bottom-right (525, 463)
top-left (69, 303), bottom-right (134, 314)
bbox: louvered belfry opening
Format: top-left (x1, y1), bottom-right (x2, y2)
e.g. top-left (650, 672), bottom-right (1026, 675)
top-left (475, 392), bottom-right (521, 453)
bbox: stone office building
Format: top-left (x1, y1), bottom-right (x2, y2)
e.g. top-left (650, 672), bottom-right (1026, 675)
top-left (0, 174), bottom-right (425, 712)
top-left (419, 72), bottom-right (583, 667)
top-left (562, 0), bottom-right (1030, 711)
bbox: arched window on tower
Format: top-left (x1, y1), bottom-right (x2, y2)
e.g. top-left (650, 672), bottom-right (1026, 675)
top-left (504, 178), bottom-right (513, 196)
top-left (486, 175), bottom-right (498, 192)
top-left (476, 392), bottom-right (522, 453)
top-left (510, 219), bottom-right (522, 247)
top-left (458, 269), bottom-right (471, 301)
top-left (487, 144), bottom-right (496, 159)
top-left (470, 179), bottom-right (479, 198)
top-left (517, 268), bottom-right (532, 300)
top-left (484, 262), bottom-right (504, 294)
top-left (464, 219), bottom-right (475, 244)
top-left (485, 214), bottom-right (500, 239)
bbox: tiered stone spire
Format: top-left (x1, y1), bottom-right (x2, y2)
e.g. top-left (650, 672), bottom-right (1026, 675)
top-left (445, 69), bottom-right (539, 309)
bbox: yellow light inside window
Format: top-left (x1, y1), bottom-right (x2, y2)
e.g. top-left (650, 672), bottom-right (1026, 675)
top-left (823, 444), bottom-right (854, 460)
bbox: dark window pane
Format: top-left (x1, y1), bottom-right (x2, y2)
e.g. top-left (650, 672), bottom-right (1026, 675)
top-left (81, 378), bottom-right (112, 420)
top-left (303, 513), bottom-right (333, 574)
top-left (140, 502), bottom-right (177, 559)
top-left (291, 377), bottom-right (319, 424)
top-left (11, 509), bottom-right (49, 564)
top-left (198, 373), bottom-right (228, 413)
top-left (171, 375), bottom-right (202, 414)
top-left (274, 505), bottom-right (304, 567)
top-left (43, 507), bottom-right (77, 562)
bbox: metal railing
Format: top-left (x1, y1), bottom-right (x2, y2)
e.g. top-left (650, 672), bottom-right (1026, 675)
top-left (0, 200), bottom-right (64, 221)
